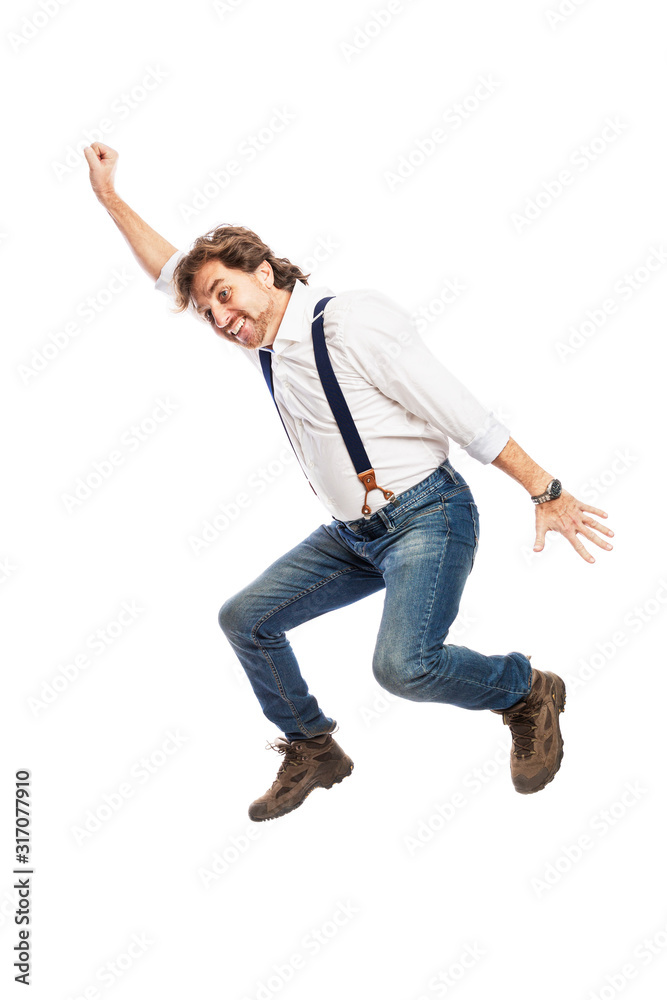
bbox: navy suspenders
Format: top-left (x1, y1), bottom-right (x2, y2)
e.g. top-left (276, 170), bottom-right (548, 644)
top-left (259, 295), bottom-right (395, 516)
top-left (258, 344), bottom-right (315, 493)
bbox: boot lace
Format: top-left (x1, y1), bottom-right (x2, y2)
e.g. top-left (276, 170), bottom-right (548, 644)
top-left (504, 707), bottom-right (538, 757)
top-left (266, 740), bottom-right (305, 773)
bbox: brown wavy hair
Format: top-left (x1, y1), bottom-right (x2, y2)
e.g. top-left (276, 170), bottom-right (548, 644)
top-left (171, 224), bottom-right (310, 314)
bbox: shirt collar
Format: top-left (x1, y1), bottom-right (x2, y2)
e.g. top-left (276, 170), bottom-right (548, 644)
top-left (265, 279), bottom-right (335, 355)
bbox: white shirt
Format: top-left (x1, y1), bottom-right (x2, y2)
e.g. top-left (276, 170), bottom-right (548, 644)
top-left (155, 251), bottom-right (510, 521)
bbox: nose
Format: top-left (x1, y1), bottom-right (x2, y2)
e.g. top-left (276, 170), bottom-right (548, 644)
top-left (210, 305), bottom-right (233, 330)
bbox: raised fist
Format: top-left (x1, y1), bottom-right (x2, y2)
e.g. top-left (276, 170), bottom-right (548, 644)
top-left (83, 142), bottom-right (119, 201)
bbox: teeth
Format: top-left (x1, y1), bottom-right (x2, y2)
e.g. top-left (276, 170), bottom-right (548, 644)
top-left (231, 317), bottom-right (245, 336)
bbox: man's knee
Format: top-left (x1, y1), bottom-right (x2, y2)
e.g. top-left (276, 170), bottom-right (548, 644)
top-left (372, 647), bottom-right (419, 698)
top-left (218, 591), bottom-right (248, 637)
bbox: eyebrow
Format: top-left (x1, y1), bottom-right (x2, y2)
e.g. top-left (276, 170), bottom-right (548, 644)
top-left (195, 278), bottom-right (228, 314)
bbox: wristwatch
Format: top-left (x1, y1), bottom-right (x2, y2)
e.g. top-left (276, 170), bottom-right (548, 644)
top-left (531, 479), bottom-right (562, 504)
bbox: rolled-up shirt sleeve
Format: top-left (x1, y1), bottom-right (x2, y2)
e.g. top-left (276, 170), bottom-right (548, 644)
top-left (154, 249), bottom-right (187, 304)
top-left (340, 290), bottom-right (510, 464)
top-left (154, 250), bottom-right (259, 371)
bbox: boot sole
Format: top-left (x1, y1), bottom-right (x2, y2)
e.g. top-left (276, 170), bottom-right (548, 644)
top-left (517, 677), bottom-right (567, 794)
top-left (249, 761), bottom-right (354, 822)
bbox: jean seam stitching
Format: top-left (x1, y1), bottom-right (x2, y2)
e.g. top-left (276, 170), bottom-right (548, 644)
top-left (443, 674), bottom-right (532, 696)
top-left (469, 502), bottom-right (479, 566)
top-left (441, 485), bottom-right (471, 500)
top-left (397, 500), bottom-right (445, 530)
top-left (258, 646), bottom-right (311, 733)
top-left (416, 504), bottom-right (452, 672)
top-left (251, 566), bottom-right (356, 633)
top-left (249, 566), bottom-right (358, 734)
top-left (393, 482), bottom-right (469, 520)
top-left (392, 484), bottom-right (440, 517)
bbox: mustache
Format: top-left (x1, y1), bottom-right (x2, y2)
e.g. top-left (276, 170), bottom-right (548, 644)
top-left (220, 314), bottom-right (248, 335)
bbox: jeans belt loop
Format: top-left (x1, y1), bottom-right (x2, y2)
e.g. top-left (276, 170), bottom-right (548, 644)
top-left (441, 459), bottom-right (458, 485)
top-left (377, 506), bottom-right (393, 530)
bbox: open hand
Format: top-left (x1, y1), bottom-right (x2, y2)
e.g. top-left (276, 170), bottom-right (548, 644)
top-left (533, 490), bottom-right (614, 563)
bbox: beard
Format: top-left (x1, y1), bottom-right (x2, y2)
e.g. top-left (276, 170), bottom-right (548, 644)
top-left (221, 289), bottom-right (276, 350)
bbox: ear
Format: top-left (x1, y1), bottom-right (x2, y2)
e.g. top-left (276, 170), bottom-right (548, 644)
top-left (256, 259), bottom-right (274, 288)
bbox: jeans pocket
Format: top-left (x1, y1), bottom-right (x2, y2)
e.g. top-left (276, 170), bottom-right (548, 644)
top-left (439, 483), bottom-right (472, 503)
top-left (396, 494), bottom-right (444, 529)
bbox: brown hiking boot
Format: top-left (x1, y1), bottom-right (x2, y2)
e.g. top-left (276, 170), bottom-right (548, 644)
top-left (493, 666), bottom-right (566, 794)
top-left (248, 733), bottom-right (354, 822)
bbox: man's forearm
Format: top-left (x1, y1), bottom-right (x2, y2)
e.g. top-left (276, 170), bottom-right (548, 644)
top-left (491, 436), bottom-right (554, 496)
top-left (98, 192), bottom-right (178, 282)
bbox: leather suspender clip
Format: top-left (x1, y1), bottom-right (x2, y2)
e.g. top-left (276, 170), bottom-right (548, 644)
top-left (357, 469), bottom-right (395, 516)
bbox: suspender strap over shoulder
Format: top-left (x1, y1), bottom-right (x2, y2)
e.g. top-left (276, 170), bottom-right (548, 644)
top-left (259, 295), bottom-right (395, 517)
top-left (259, 348), bottom-right (317, 496)
top-left (310, 297), bottom-right (395, 515)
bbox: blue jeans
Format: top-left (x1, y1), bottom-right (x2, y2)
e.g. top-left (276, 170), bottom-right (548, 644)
top-left (218, 459), bottom-right (532, 740)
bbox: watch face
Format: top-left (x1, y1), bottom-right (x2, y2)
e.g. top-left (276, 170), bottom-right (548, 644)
top-left (550, 480), bottom-right (562, 499)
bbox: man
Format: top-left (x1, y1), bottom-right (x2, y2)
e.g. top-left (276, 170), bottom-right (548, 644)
top-left (85, 142), bottom-right (614, 822)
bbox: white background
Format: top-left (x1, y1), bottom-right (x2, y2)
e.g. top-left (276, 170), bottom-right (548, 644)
top-left (2, 1), bottom-right (666, 998)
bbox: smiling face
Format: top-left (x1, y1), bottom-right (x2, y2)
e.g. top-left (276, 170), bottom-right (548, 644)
top-left (190, 258), bottom-right (291, 350)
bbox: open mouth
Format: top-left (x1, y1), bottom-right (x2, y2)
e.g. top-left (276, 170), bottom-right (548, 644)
top-left (230, 316), bottom-right (246, 338)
